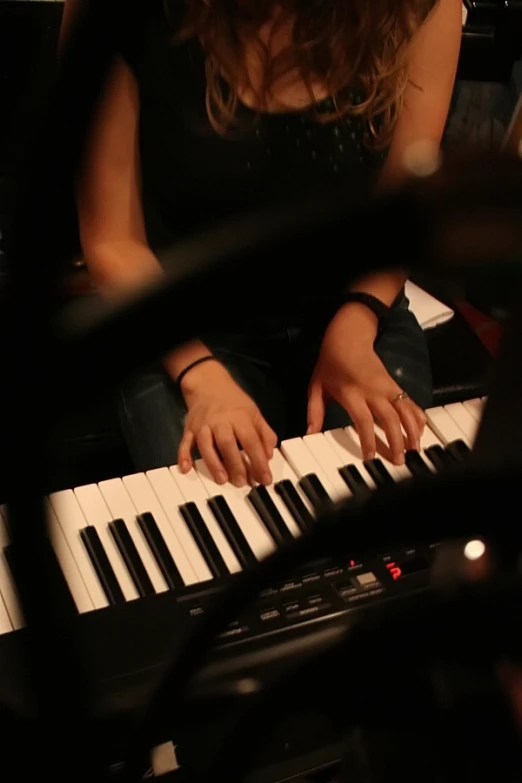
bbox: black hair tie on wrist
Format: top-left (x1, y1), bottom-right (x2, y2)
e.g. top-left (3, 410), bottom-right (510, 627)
top-left (175, 355), bottom-right (219, 392)
top-left (340, 292), bottom-right (391, 336)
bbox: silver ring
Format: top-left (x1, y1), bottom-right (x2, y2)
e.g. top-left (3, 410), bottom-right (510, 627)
top-left (393, 391), bottom-right (409, 404)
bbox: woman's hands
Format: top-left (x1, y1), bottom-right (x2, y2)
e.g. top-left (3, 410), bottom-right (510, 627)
top-left (177, 360), bottom-right (277, 487)
top-left (307, 302), bottom-right (426, 464)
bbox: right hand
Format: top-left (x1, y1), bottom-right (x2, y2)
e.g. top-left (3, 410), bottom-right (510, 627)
top-left (177, 361), bottom-right (277, 488)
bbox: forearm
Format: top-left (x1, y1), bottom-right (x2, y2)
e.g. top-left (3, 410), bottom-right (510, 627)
top-left (85, 239), bottom-right (213, 378)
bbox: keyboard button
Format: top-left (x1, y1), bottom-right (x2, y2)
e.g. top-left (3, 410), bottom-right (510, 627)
top-left (267, 449), bottom-right (313, 537)
top-left (302, 433), bottom-right (352, 501)
top-left (444, 402), bottom-right (479, 445)
top-left (0, 550), bottom-right (24, 629)
top-left (281, 437), bottom-right (336, 500)
top-left (424, 444), bottom-right (453, 472)
top-left (355, 572), bottom-right (379, 588)
top-left (363, 458), bottom-right (395, 488)
top-left (445, 439), bottom-right (471, 463)
top-left (324, 429), bottom-right (377, 489)
top-left (426, 406), bottom-right (471, 448)
top-left (109, 518), bottom-right (155, 597)
top-left (339, 464), bottom-right (371, 495)
top-left (405, 450), bottom-right (432, 477)
top-left (463, 398), bottom-right (484, 423)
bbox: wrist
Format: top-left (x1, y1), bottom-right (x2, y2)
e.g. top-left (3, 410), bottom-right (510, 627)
top-left (178, 358), bottom-right (229, 398)
top-left (335, 301), bottom-right (380, 343)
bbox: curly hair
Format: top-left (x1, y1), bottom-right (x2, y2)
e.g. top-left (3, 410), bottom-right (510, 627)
top-left (165, 0), bottom-right (439, 148)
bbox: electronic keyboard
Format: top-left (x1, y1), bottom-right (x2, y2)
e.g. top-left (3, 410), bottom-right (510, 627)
top-left (0, 398), bottom-right (484, 724)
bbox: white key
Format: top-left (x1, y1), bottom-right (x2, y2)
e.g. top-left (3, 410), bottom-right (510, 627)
top-left (122, 472), bottom-right (197, 585)
top-left (47, 505), bottom-right (94, 613)
top-left (444, 402), bottom-right (479, 445)
top-left (280, 437), bottom-right (335, 496)
top-left (0, 507), bottom-right (9, 547)
top-left (302, 433), bottom-right (352, 501)
top-left (146, 468), bottom-right (212, 584)
top-left (48, 492), bottom-right (108, 609)
top-left (0, 585), bottom-right (12, 634)
top-left (195, 460), bottom-right (275, 561)
top-left (418, 420), bottom-right (446, 471)
top-left (463, 398), bottom-right (484, 423)
top-left (347, 426), bottom-right (404, 481)
top-left (169, 465), bottom-right (241, 573)
top-left (74, 484), bottom-right (139, 602)
top-left (323, 429), bottom-right (376, 489)
top-left (0, 551), bottom-right (23, 631)
top-left (462, 2), bottom-right (468, 25)
top-left (98, 478), bottom-right (168, 593)
top-left (425, 406), bottom-right (471, 447)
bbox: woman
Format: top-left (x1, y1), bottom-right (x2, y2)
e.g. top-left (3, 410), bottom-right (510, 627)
top-left (72, 0), bottom-right (461, 488)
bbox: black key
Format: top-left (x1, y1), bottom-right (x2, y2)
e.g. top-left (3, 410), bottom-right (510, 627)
top-left (179, 502), bottom-right (228, 578)
top-left (137, 512), bottom-right (183, 590)
top-left (446, 439), bottom-right (471, 463)
top-left (405, 450), bottom-right (432, 477)
top-left (424, 444), bottom-right (452, 472)
top-left (299, 473), bottom-right (332, 510)
top-left (109, 518), bottom-right (155, 597)
top-left (274, 480), bottom-right (314, 533)
top-left (207, 495), bottom-right (257, 570)
top-left (5, 540), bottom-right (77, 618)
top-left (339, 464), bottom-right (371, 495)
top-left (80, 526), bottom-right (125, 606)
top-left (248, 486), bottom-right (294, 548)
top-left (363, 458), bottom-right (395, 488)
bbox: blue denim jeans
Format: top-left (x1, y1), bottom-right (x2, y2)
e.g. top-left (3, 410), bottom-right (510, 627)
top-left (119, 295), bottom-right (432, 471)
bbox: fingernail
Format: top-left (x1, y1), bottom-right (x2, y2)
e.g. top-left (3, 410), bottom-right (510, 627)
top-left (233, 474), bottom-right (246, 487)
top-left (395, 453), bottom-right (405, 465)
top-left (216, 471), bottom-right (227, 484)
top-left (262, 473), bottom-right (272, 486)
top-left (367, 451), bottom-right (375, 461)
top-left (180, 460), bottom-right (190, 473)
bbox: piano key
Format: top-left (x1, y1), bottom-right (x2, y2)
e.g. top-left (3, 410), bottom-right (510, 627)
top-left (363, 458), bottom-right (396, 488)
top-left (338, 464), bottom-right (371, 495)
top-left (405, 450), bottom-right (432, 477)
top-left (247, 486), bottom-right (294, 547)
top-left (274, 480), bottom-right (314, 534)
top-left (0, 588), bottom-right (12, 634)
top-left (80, 527), bottom-right (125, 606)
top-left (47, 504), bottom-right (94, 613)
top-left (75, 484), bottom-right (139, 602)
top-left (136, 512), bottom-right (183, 590)
top-left (280, 437), bottom-right (336, 498)
top-left (424, 444), bottom-right (453, 472)
top-left (463, 398), bottom-right (483, 422)
top-left (109, 518), bottom-right (155, 597)
top-left (251, 448), bottom-right (311, 539)
top-left (178, 503), bottom-right (229, 578)
top-left (48, 492), bottom-right (108, 609)
top-left (0, 551), bottom-right (24, 630)
top-left (445, 439), bottom-right (471, 463)
top-left (196, 459), bottom-right (275, 561)
top-left (444, 402), bottom-right (479, 445)
top-left (122, 473), bottom-right (198, 585)
top-left (169, 465), bottom-right (241, 574)
top-left (207, 495), bottom-right (257, 570)
top-left (372, 425), bottom-right (412, 481)
top-left (299, 473), bottom-right (333, 510)
top-left (323, 429), bottom-right (377, 489)
top-left (425, 406), bottom-right (472, 448)
top-left (146, 468), bottom-right (213, 583)
top-left (98, 478), bottom-right (169, 593)
top-left (301, 433), bottom-right (352, 501)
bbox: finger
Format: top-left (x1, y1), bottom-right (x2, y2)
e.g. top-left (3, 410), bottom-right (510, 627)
top-left (196, 425), bottom-right (228, 484)
top-left (178, 430), bottom-right (195, 473)
top-left (258, 419), bottom-right (278, 460)
top-left (235, 423), bottom-right (272, 486)
top-left (371, 399), bottom-right (407, 464)
top-left (412, 403), bottom-right (427, 432)
top-left (396, 400), bottom-right (423, 452)
top-left (307, 382), bottom-right (326, 435)
top-left (341, 393), bottom-right (376, 460)
top-left (213, 423), bottom-right (248, 487)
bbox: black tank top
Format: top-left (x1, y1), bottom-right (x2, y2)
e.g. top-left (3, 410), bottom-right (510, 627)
top-left (122, 1), bottom-right (385, 252)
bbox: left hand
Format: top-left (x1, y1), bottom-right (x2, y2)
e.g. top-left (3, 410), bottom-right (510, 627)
top-left (307, 303), bottom-right (427, 465)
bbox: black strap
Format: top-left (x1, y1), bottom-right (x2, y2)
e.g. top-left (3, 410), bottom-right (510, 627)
top-left (340, 292), bottom-right (391, 334)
